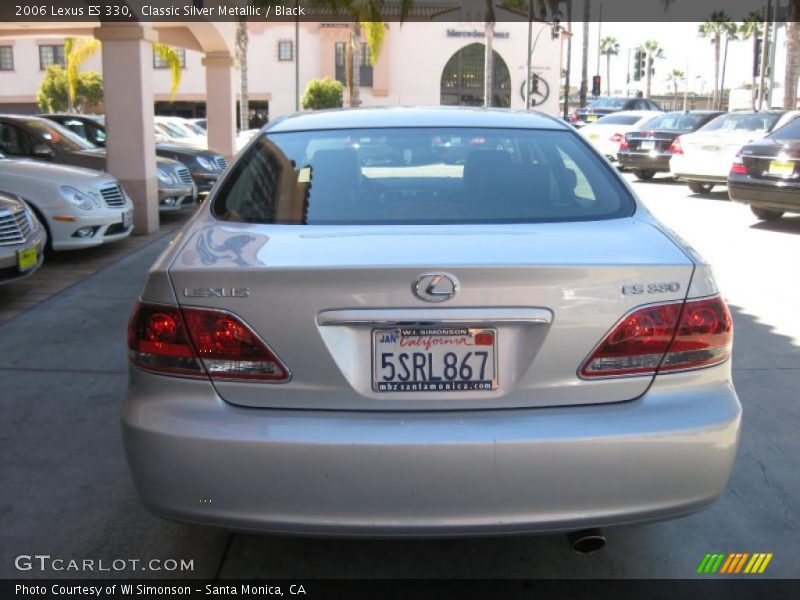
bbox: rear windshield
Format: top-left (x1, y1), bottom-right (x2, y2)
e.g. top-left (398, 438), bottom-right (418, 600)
top-left (768, 117), bottom-right (800, 140)
top-left (212, 127), bottom-right (634, 225)
top-left (588, 98), bottom-right (628, 109)
top-left (642, 112), bottom-right (714, 131)
top-left (594, 114), bottom-right (643, 125)
top-left (699, 112), bottom-right (781, 133)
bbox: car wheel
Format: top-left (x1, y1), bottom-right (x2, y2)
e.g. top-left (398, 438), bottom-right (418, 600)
top-left (688, 181), bottom-right (714, 194)
top-left (634, 170), bottom-right (656, 180)
top-left (750, 206), bottom-right (784, 221)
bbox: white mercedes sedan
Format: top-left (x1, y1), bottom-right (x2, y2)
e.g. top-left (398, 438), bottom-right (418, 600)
top-left (123, 108), bottom-right (740, 545)
top-left (670, 110), bottom-right (800, 193)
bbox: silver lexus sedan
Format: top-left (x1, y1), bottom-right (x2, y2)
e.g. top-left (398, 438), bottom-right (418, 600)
top-left (123, 108), bottom-right (741, 542)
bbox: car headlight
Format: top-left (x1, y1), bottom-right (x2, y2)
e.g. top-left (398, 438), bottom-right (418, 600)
top-left (196, 156), bottom-right (216, 172)
top-left (156, 168), bottom-right (175, 185)
top-left (59, 186), bottom-right (95, 210)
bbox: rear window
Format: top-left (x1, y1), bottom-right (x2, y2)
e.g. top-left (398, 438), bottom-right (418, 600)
top-left (699, 112), bottom-right (781, 133)
top-left (588, 98), bottom-right (628, 109)
top-left (212, 127), bottom-right (634, 225)
top-left (768, 117), bottom-right (800, 140)
top-left (594, 114), bottom-right (643, 125)
top-left (643, 112), bottom-right (713, 131)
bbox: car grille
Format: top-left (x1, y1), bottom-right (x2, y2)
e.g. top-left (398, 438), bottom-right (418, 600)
top-left (214, 156), bottom-right (227, 170)
top-left (99, 184), bottom-right (126, 208)
top-left (0, 206), bottom-right (32, 246)
top-left (176, 167), bottom-right (193, 185)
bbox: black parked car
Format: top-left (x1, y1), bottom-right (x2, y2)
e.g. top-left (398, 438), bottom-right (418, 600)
top-left (728, 116), bottom-right (800, 221)
top-left (571, 96), bottom-right (662, 128)
top-left (40, 114), bottom-right (227, 194)
top-left (618, 111), bottom-right (725, 179)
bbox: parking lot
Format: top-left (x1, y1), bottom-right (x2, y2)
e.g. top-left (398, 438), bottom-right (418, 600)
top-left (1, 173), bottom-right (798, 579)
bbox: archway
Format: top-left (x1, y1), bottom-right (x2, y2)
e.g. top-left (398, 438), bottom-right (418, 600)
top-left (440, 43), bottom-right (511, 108)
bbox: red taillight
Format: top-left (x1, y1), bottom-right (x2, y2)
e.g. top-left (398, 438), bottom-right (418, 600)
top-left (619, 139), bottom-right (629, 151)
top-left (128, 301), bottom-right (290, 382)
top-left (610, 133), bottom-right (625, 143)
top-left (580, 296), bottom-right (732, 378)
top-left (668, 136), bottom-right (683, 155)
top-left (730, 154), bottom-right (748, 175)
top-left (570, 112), bottom-right (579, 122)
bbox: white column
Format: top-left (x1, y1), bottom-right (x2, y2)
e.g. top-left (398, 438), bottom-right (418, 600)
top-left (94, 24), bottom-right (159, 234)
top-left (203, 52), bottom-right (238, 161)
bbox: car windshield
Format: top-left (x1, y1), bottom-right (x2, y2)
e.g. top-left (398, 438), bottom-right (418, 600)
top-left (24, 119), bottom-right (96, 151)
top-left (212, 127), bottom-right (634, 225)
top-left (588, 98), bottom-right (628, 109)
top-left (768, 117), bottom-right (800, 140)
top-left (699, 112), bottom-right (782, 133)
top-left (641, 113), bottom-right (712, 131)
top-left (594, 114), bottom-right (643, 125)
top-left (156, 122), bottom-right (191, 139)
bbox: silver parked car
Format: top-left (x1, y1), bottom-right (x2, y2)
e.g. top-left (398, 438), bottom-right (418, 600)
top-left (123, 108), bottom-right (741, 540)
top-left (0, 190), bottom-right (46, 284)
top-left (0, 152), bottom-right (133, 251)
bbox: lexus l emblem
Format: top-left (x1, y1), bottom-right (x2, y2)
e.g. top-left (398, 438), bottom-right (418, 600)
top-left (413, 273), bottom-right (459, 303)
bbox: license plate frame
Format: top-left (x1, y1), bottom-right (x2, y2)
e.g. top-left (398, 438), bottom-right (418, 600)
top-left (17, 246), bottom-right (37, 272)
top-left (768, 159), bottom-right (794, 177)
top-left (372, 327), bottom-right (498, 393)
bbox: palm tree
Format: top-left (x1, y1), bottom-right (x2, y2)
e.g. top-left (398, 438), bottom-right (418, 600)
top-left (738, 12), bottom-right (762, 110)
top-left (236, 19), bottom-right (249, 129)
top-left (599, 36), bottom-right (619, 96)
top-left (698, 12), bottom-right (737, 110)
top-left (65, 37), bottom-right (182, 113)
top-left (665, 68), bottom-right (685, 103)
top-left (784, 1), bottom-right (800, 109)
top-left (580, 0), bottom-right (590, 107)
top-left (642, 40), bottom-right (664, 99)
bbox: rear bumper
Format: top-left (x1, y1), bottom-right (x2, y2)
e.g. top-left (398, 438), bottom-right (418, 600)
top-left (670, 155), bottom-right (730, 183)
top-left (618, 152), bottom-right (672, 172)
top-left (122, 366), bottom-right (741, 537)
top-left (728, 177), bottom-right (800, 213)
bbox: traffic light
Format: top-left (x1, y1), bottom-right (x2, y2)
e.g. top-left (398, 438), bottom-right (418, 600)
top-left (592, 75), bottom-right (601, 97)
top-left (633, 49), bottom-right (647, 81)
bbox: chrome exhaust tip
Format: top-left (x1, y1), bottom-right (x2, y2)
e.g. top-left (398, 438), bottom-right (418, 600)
top-left (567, 528), bottom-right (606, 554)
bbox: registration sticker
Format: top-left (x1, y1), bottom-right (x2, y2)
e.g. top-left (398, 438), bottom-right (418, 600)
top-left (372, 327), bottom-right (497, 393)
top-left (17, 246), bottom-right (37, 272)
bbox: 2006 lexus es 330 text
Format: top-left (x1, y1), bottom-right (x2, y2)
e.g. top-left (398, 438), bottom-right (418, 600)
top-left (122, 108), bottom-right (740, 538)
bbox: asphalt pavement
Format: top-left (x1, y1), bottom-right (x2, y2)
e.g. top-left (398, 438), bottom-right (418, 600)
top-left (1, 176), bottom-right (798, 579)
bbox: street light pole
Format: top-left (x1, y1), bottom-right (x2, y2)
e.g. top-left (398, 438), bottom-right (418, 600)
top-left (526, 0), bottom-right (533, 109)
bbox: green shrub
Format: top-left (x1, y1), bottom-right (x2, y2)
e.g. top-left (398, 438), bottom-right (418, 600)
top-left (301, 77), bottom-right (344, 110)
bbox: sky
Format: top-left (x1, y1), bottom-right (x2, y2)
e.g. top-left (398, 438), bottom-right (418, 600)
top-left (564, 21), bottom-right (776, 96)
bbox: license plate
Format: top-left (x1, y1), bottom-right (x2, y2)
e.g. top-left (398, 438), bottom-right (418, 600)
top-left (586, 114), bottom-right (598, 122)
top-left (640, 140), bottom-right (656, 151)
top-left (372, 327), bottom-right (497, 393)
top-left (122, 211), bottom-right (132, 229)
top-left (589, 134), bottom-right (599, 140)
top-left (17, 246), bottom-right (37, 272)
top-left (768, 159), bottom-right (794, 177)
top-left (702, 145), bottom-right (720, 152)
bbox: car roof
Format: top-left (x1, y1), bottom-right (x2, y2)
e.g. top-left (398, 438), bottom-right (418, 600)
top-left (266, 107), bottom-right (568, 133)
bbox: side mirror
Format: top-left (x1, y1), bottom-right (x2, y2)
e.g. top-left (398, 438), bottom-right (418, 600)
top-left (31, 144), bottom-right (54, 160)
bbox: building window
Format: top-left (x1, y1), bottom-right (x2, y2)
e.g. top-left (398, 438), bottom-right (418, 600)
top-left (278, 40), bottom-right (293, 61)
top-left (0, 46), bottom-right (13, 71)
top-left (334, 42), bottom-right (373, 87)
top-left (39, 45), bottom-right (65, 70)
top-left (154, 48), bottom-right (186, 69)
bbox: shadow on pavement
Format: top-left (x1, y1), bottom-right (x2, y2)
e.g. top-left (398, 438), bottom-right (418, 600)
top-left (749, 215), bottom-right (800, 235)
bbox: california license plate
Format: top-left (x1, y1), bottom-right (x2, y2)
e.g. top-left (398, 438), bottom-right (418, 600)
top-left (17, 246), bottom-right (37, 272)
top-left (768, 159), bottom-right (794, 177)
top-left (640, 140), bottom-right (656, 151)
top-left (372, 327), bottom-right (497, 392)
top-left (122, 210), bottom-right (133, 229)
